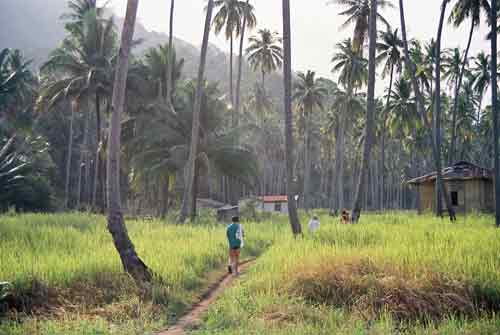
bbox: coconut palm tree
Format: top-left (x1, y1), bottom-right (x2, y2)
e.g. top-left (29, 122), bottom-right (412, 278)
top-left (282, 0), bottom-right (302, 235)
top-left (470, 51), bottom-right (491, 121)
top-left (376, 27), bottom-right (403, 209)
top-left (328, 0), bottom-right (393, 55)
top-left (166, 0), bottom-right (175, 109)
top-left (213, 0), bottom-right (256, 109)
top-left (180, 0), bottom-right (215, 222)
top-left (331, 38), bottom-right (367, 211)
top-left (293, 71), bottom-right (327, 210)
top-left (246, 29), bottom-right (283, 92)
top-left (489, 0), bottom-right (500, 227)
top-left (106, 0), bottom-right (152, 284)
top-left (351, 0), bottom-right (378, 223)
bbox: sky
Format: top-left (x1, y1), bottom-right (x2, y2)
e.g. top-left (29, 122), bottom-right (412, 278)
top-left (105, 0), bottom-right (491, 79)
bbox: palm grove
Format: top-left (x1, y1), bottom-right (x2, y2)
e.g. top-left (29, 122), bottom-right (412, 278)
top-left (1, 0), bottom-right (500, 280)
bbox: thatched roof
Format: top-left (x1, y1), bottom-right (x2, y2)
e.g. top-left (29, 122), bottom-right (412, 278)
top-left (407, 161), bottom-right (493, 185)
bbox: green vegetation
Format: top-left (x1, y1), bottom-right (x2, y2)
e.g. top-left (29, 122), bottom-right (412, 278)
top-left (1, 212), bottom-right (499, 334)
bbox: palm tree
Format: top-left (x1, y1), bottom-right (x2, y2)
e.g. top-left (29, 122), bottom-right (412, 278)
top-left (448, 0), bottom-right (491, 159)
top-left (180, 0), bottom-right (215, 222)
top-left (470, 51), bottom-right (491, 121)
top-left (0, 137), bottom-right (28, 198)
top-left (489, 0), bottom-right (500, 227)
top-left (246, 29), bottom-right (283, 92)
top-left (106, 0), bottom-right (152, 284)
top-left (376, 27), bottom-right (403, 209)
top-left (213, 0), bottom-right (255, 109)
top-left (143, 44), bottom-right (184, 100)
top-left (235, 0), bottom-right (257, 127)
top-left (331, 38), bottom-right (367, 211)
top-left (443, 47), bottom-right (465, 164)
top-left (282, 0), bottom-right (302, 235)
top-left (351, 0), bottom-right (378, 223)
top-left (328, 0), bottom-right (393, 55)
top-left (293, 71), bottom-right (327, 210)
top-left (166, 0), bottom-right (175, 109)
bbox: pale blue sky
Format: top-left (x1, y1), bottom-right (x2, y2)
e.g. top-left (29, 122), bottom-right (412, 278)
top-left (105, 0), bottom-right (491, 78)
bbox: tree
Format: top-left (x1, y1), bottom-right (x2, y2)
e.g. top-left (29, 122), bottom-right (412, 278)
top-left (399, 0), bottom-right (456, 221)
top-left (448, 0), bottom-right (491, 163)
top-left (106, 0), bottom-right (152, 284)
top-left (282, 0), bottom-right (302, 236)
top-left (376, 27), bottom-right (403, 209)
top-left (246, 29), bottom-right (283, 92)
top-left (166, 0), bottom-right (175, 109)
top-left (351, 0), bottom-right (377, 223)
top-left (213, 0), bottom-right (255, 111)
top-left (179, 0), bottom-right (216, 222)
top-left (293, 71), bottom-right (327, 210)
top-left (328, 0), bottom-right (393, 55)
top-left (490, 0), bottom-right (500, 227)
top-left (235, 0), bottom-right (256, 127)
top-left (470, 51), bottom-right (491, 121)
top-left (331, 38), bottom-right (367, 211)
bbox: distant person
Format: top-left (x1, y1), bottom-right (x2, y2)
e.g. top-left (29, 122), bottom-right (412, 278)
top-left (341, 209), bottom-right (351, 224)
top-left (226, 216), bottom-right (244, 275)
top-left (308, 215), bottom-right (320, 233)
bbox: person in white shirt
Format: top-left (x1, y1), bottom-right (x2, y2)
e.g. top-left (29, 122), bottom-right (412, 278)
top-left (308, 215), bottom-right (320, 233)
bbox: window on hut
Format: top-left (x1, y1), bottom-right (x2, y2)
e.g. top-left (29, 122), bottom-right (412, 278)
top-left (451, 191), bottom-right (459, 206)
top-left (274, 203), bottom-right (282, 212)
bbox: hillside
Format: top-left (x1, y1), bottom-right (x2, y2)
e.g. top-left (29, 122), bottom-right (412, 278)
top-left (0, 0), bottom-right (283, 101)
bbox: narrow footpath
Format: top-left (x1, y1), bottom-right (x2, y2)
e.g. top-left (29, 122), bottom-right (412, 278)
top-left (155, 259), bottom-right (255, 335)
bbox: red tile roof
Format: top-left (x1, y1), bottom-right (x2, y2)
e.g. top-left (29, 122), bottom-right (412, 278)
top-left (259, 195), bottom-right (288, 203)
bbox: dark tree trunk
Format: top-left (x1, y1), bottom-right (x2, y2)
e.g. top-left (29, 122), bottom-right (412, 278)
top-left (65, 100), bottom-right (76, 209)
top-left (107, 0), bottom-right (152, 284)
top-left (381, 63), bottom-right (394, 210)
top-left (180, 0), bottom-right (214, 222)
top-left (352, 0), bottom-right (377, 223)
top-left (491, 0), bottom-right (500, 227)
top-left (282, 0), bottom-right (302, 235)
top-left (235, 0), bottom-right (250, 128)
top-left (166, 0), bottom-right (175, 109)
top-left (92, 93), bottom-right (101, 209)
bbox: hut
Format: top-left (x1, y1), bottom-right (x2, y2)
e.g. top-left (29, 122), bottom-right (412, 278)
top-left (407, 161), bottom-right (494, 214)
top-left (258, 195), bottom-right (289, 214)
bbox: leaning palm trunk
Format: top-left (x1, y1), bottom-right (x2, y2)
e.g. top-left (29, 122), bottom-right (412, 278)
top-left (399, 0), bottom-right (456, 221)
top-left (64, 100), bottom-right (77, 209)
top-left (235, 0), bottom-right (250, 128)
top-left (491, 0), bottom-right (500, 227)
top-left (449, 20), bottom-right (474, 165)
top-left (107, 0), bottom-right (152, 284)
top-left (179, 0), bottom-right (215, 222)
top-left (282, 0), bottom-right (302, 235)
top-left (351, 0), bottom-right (377, 223)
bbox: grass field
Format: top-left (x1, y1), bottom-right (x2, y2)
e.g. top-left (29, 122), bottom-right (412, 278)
top-left (1, 211), bottom-right (499, 334)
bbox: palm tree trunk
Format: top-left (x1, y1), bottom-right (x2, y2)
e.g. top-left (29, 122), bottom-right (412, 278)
top-left (351, 0), bottom-right (377, 223)
top-left (77, 107), bottom-right (90, 209)
top-left (180, 0), bottom-right (215, 222)
top-left (381, 64), bottom-right (394, 210)
top-left (92, 93), bottom-right (101, 209)
top-left (303, 110), bottom-right (311, 210)
top-left (449, 19), bottom-right (475, 165)
top-left (490, 0), bottom-right (500, 227)
top-left (230, 33), bottom-right (234, 109)
top-left (84, 100), bottom-right (92, 209)
top-left (106, 0), bottom-right (152, 284)
top-left (282, 0), bottom-right (301, 235)
top-left (64, 100), bottom-right (76, 209)
top-left (166, 0), bottom-right (175, 108)
top-left (399, 0), bottom-right (456, 221)
top-left (235, 0), bottom-right (250, 128)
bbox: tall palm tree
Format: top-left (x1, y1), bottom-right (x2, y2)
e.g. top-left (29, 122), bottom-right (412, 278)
top-left (106, 0), bottom-right (152, 284)
top-left (328, 0), bottom-right (393, 55)
top-left (213, 0), bottom-right (255, 109)
top-left (282, 0), bottom-right (302, 235)
top-left (490, 0), bottom-right (500, 227)
top-left (235, 0), bottom-right (256, 127)
top-left (331, 38), bottom-right (367, 211)
top-left (166, 0), bottom-right (175, 109)
top-left (376, 27), bottom-right (403, 209)
top-left (448, 0), bottom-right (491, 159)
top-left (443, 47), bottom-right (466, 164)
top-left (246, 29), bottom-right (283, 92)
top-left (351, 0), bottom-right (378, 223)
top-left (293, 71), bottom-right (327, 210)
top-left (180, 0), bottom-right (215, 222)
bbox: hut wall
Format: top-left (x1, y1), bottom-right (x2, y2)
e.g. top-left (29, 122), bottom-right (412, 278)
top-left (419, 182), bottom-right (434, 212)
top-left (444, 180), bottom-right (466, 214)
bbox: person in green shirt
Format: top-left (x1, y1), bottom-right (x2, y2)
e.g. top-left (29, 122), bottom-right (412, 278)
top-left (226, 216), bottom-right (244, 275)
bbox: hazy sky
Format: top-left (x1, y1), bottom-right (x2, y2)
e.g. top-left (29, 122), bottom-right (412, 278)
top-left (105, 0), bottom-right (491, 78)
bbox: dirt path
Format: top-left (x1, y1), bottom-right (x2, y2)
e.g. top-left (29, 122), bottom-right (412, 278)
top-left (155, 259), bottom-right (255, 335)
